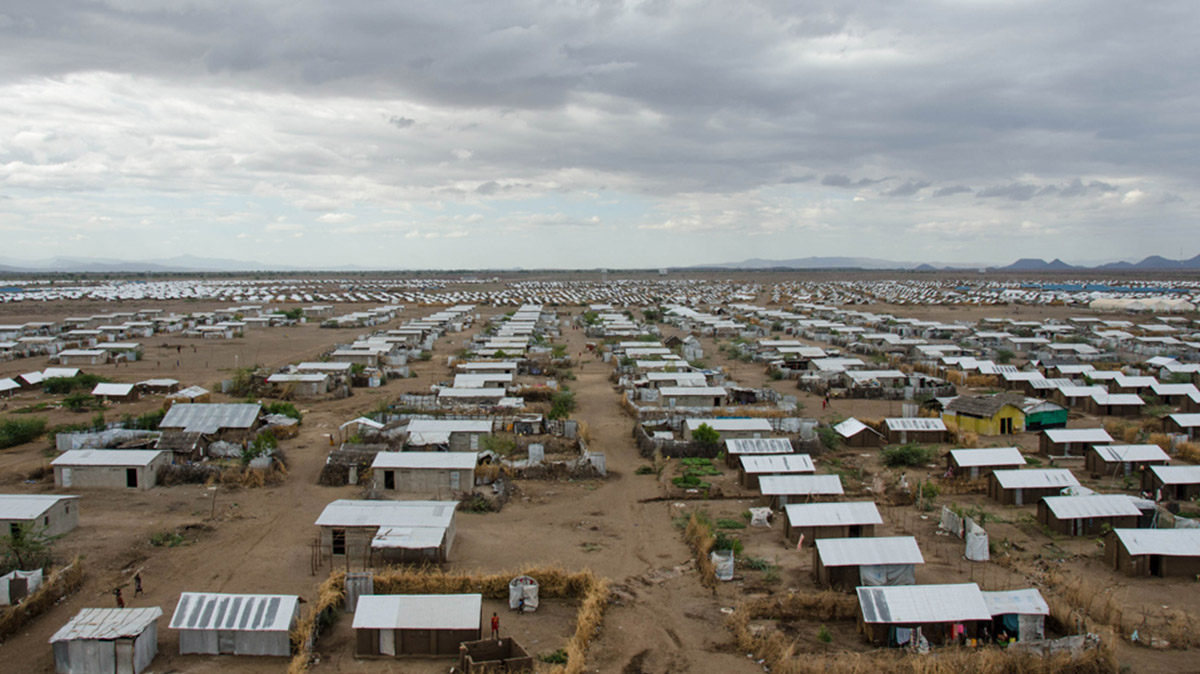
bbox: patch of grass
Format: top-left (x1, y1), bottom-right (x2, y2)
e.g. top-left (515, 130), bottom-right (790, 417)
top-left (148, 530), bottom-right (186, 547)
top-left (742, 555), bottom-right (775, 571)
top-left (671, 474), bottom-right (711, 489)
top-left (10, 402), bottom-right (52, 414)
top-left (716, 518), bottom-right (746, 530)
top-left (459, 494), bottom-right (496, 513)
top-left (539, 648), bottom-right (568, 664)
top-left (880, 443), bottom-right (934, 467)
top-left (0, 417), bottom-right (48, 449)
top-left (580, 542), bottom-right (601, 553)
top-left (634, 465), bottom-right (656, 475)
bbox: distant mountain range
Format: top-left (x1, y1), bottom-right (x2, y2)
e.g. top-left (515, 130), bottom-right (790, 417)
top-left (691, 254), bottom-right (1200, 272)
top-left (0, 255), bottom-right (368, 273)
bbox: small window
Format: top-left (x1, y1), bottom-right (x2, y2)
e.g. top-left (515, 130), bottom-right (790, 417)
top-left (44, 516), bottom-right (49, 526)
top-left (331, 529), bottom-right (346, 556)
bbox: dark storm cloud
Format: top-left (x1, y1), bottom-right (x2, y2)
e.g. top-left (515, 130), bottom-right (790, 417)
top-left (933, 185), bottom-right (972, 198)
top-left (883, 180), bottom-right (931, 197)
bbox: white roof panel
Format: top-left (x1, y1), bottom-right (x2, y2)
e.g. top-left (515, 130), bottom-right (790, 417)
top-left (981, 589), bottom-right (1049, 616)
top-left (314, 499), bottom-right (456, 528)
top-left (857, 583), bottom-right (990, 624)
top-left (992, 468), bottom-right (1079, 490)
top-left (371, 452), bottom-right (477, 470)
top-left (92, 383), bottom-right (134, 396)
top-left (739, 454), bottom-right (814, 474)
top-left (50, 607), bottom-right (163, 643)
top-left (1043, 428), bottom-right (1113, 444)
top-left (1041, 494), bottom-right (1141, 520)
top-left (1115, 528), bottom-right (1200, 557)
top-left (51, 449), bottom-right (165, 467)
top-left (1090, 445), bottom-right (1170, 463)
top-left (759, 474), bottom-right (844, 496)
top-left (371, 526), bottom-right (447, 550)
top-left (816, 536), bottom-right (924, 567)
top-left (686, 418), bottom-right (773, 432)
top-left (0, 494), bottom-right (79, 520)
top-left (949, 447), bottom-right (1026, 468)
top-left (783, 501), bottom-right (883, 528)
top-left (352, 594), bottom-right (481, 630)
top-left (724, 438), bottom-right (793, 455)
top-left (160, 403), bottom-right (260, 433)
top-left (1149, 465), bottom-right (1200, 485)
top-left (884, 418), bottom-right (947, 432)
top-left (170, 593), bottom-right (298, 632)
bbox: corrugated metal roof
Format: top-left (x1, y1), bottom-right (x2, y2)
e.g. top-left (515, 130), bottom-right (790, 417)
top-left (352, 594), bottom-right (481, 630)
top-left (314, 499), bottom-right (455, 528)
top-left (784, 501), bottom-right (883, 527)
top-left (372, 527), bottom-right (447, 550)
top-left (834, 417), bottom-right (882, 438)
top-left (661, 386), bottom-right (727, 396)
top-left (884, 418), bottom-right (946, 432)
top-left (170, 593), bottom-right (298, 632)
top-left (1149, 465), bottom-right (1200, 485)
top-left (0, 494), bottom-right (78, 520)
top-left (408, 419), bottom-right (493, 434)
top-left (1167, 413), bottom-right (1200, 428)
top-left (686, 418), bottom-right (773, 431)
top-left (739, 454), bottom-right (814, 474)
top-left (51, 449), bottom-right (165, 467)
top-left (981, 589), bottom-right (1049, 616)
top-left (1041, 494), bottom-right (1141, 519)
top-left (1044, 428), bottom-right (1113, 444)
top-left (857, 583), bottom-right (990, 624)
top-left (0, 378), bottom-right (19, 393)
top-left (816, 536), bottom-right (925, 567)
top-left (1115, 528), bottom-right (1200, 557)
top-left (759, 474), bottom-right (844, 496)
top-left (92, 383), bottom-right (134, 396)
top-left (1091, 445), bottom-right (1170, 463)
top-left (725, 438), bottom-right (793, 455)
top-left (949, 447), bottom-right (1026, 468)
top-left (992, 468), bottom-right (1080, 490)
top-left (160, 403), bottom-right (260, 433)
top-left (371, 452), bottom-right (477, 470)
top-left (50, 607), bottom-right (163, 643)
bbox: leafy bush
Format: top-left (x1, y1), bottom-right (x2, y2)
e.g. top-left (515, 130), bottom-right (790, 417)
top-left (691, 423), bottom-right (720, 447)
top-left (273, 307), bottom-right (305, 320)
top-left (716, 518), bottom-right (746, 530)
top-left (549, 389), bottom-right (576, 420)
top-left (634, 465), bottom-right (656, 475)
top-left (243, 430), bottom-right (278, 465)
top-left (264, 401), bottom-right (303, 421)
top-left (712, 531), bottom-right (744, 555)
top-left (42, 373), bottom-right (108, 395)
top-left (149, 531), bottom-right (186, 547)
top-left (480, 434), bottom-right (517, 456)
top-left (61, 392), bottom-right (96, 412)
top-left (0, 418), bottom-right (48, 449)
top-left (816, 425), bottom-right (839, 450)
top-left (881, 443), bottom-right (934, 467)
top-left (121, 409), bottom-right (166, 430)
top-left (539, 649), bottom-right (568, 664)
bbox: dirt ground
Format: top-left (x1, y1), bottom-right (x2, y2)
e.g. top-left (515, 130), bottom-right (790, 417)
top-left (0, 286), bottom-right (1193, 673)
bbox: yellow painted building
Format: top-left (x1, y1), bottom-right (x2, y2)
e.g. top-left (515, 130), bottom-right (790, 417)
top-left (942, 394), bottom-right (1027, 436)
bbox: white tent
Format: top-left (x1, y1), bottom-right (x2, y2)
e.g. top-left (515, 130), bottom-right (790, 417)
top-left (508, 575), bottom-right (539, 612)
top-left (0, 569), bottom-right (42, 605)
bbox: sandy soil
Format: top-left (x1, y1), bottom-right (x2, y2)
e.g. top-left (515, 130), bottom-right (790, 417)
top-left (0, 293), bottom-right (1192, 673)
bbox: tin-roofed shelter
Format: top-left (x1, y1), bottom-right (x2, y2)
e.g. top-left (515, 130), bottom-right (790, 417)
top-left (759, 474), bottom-right (843, 507)
top-left (1036, 494), bottom-right (1142, 536)
top-left (738, 454), bottom-right (814, 490)
top-left (170, 592), bottom-right (299, 656)
top-left (315, 500), bottom-right (457, 566)
top-left (0, 494), bottom-right (80, 538)
top-left (941, 394), bottom-right (1026, 436)
top-left (1039, 427), bottom-right (1113, 457)
top-left (814, 536), bottom-right (924, 591)
top-left (51, 607), bottom-right (163, 674)
top-left (683, 418), bottom-right (772, 441)
top-left (857, 583), bottom-right (991, 647)
top-left (946, 447), bottom-right (1027, 480)
top-left (987, 468), bottom-right (1079, 506)
top-left (883, 418), bottom-right (948, 445)
top-left (1085, 444), bottom-right (1170, 478)
top-left (159, 403), bottom-right (260, 442)
top-left (353, 594), bottom-right (482, 657)
top-left (982, 589), bottom-right (1048, 642)
top-left (405, 419), bottom-right (492, 452)
top-left (723, 437), bottom-right (792, 468)
top-left (1106, 529), bottom-right (1200, 577)
top-left (782, 501), bottom-right (882, 545)
top-left (52, 450), bottom-right (170, 490)
top-left (1142, 465), bottom-right (1200, 501)
top-left (833, 417), bottom-right (884, 448)
top-left (371, 452), bottom-right (476, 496)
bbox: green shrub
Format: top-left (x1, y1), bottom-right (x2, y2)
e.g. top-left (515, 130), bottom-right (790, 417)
top-left (671, 474), bottom-right (710, 489)
top-left (712, 531), bottom-right (744, 555)
top-left (0, 418), bottom-right (48, 449)
top-left (264, 401), bottom-right (303, 421)
top-left (61, 392), bottom-right (96, 412)
top-left (690, 423), bottom-right (720, 447)
top-left (634, 465), bottom-right (656, 475)
top-left (539, 649), bottom-right (568, 664)
top-left (149, 530), bottom-right (186, 547)
top-left (880, 443), bottom-right (933, 467)
top-left (548, 389), bottom-right (576, 420)
top-left (816, 425), bottom-right (840, 450)
top-left (716, 518), bottom-right (746, 530)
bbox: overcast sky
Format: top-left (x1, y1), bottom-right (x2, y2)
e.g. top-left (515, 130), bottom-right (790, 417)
top-left (1, 1), bottom-right (1197, 269)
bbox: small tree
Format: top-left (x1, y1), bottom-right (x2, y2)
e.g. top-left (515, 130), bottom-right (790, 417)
top-left (0, 522), bottom-right (59, 573)
top-left (691, 423), bottom-right (720, 447)
top-left (549, 390), bottom-right (577, 420)
top-left (996, 349), bottom-right (1015, 364)
top-left (816, 624), bottom-right (833, 651)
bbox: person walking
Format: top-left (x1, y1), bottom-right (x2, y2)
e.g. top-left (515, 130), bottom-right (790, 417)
top-left (114, 588), bottom-right (125, 608)
top-left (134, 573), bottom-right (144, 597)
top-left (490, 612), bottom-right (500, 639)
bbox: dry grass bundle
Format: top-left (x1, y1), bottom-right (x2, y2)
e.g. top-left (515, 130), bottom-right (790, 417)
top-left (288, 569), bottom-right (346, 674)
top-left (1103, 420), bottom-right (1143, 445)
top-left (1146, 433), bottom-right (1172, 452)
top-left (343, 565), bottom-right (608, 674)
top-left (964, 374), bottom-right (999, 388)
top-left (946, 370), bottom-right (965, 386)
top-left (1040, 567), bottom-right (1199, 649)
top-left (730, 407), bottom-right (787, 419)
top-left (0, 557), bottom-right (85, 641)
top-left (1176, 440), bottom-right (1200, 463)
top-left (683, 512), bottom-right (717, 588)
